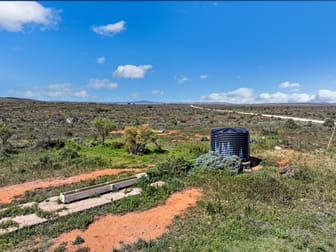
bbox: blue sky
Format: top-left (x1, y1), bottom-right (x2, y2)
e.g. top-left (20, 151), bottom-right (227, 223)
top-left (1, 1), bottom-right (336, 103)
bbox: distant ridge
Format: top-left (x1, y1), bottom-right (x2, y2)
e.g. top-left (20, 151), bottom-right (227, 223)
top-left (0, 97), bottom-right (39, 103)
top-left (0, 97), bottom-right (335, 106)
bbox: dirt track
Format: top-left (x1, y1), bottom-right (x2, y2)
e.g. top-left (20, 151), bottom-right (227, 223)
top-left (190, 105), bottom-right (325, 124)
top-left (50, 188), bottom-right (202, 252)
top-left (0, 168), bottom-right (145, 204)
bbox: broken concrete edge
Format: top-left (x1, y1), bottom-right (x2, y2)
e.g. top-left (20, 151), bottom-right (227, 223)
top-left (0, 188), bottom-right (143, 236)
top-left (59, 172), bottom-right (147, 204)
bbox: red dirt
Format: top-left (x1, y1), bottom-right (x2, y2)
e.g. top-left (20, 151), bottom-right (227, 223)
top-left (276, 160), bottom-right (289, 169)
top-left (157, 130), bottom-right (178, 136)
top-left (251, 165), bottom-right (263, 172)
top-left (0, 168), bottom-right (145, 204)
top-left (50, 188), bottom-right (202, 252)
top-left (193, 133), bottom-right (209, 138)
top-left (110, 129), bottom-right (125, 134)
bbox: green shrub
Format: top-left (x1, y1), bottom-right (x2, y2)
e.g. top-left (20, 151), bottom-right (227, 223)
top-left (0, 220), bottom-right (18, 229)
top-left (75, 248), bottom-right (89, 252)
top-left (170, 141), bottom-right (209, 159)
top-left (53, 243), bottom-right (66, 252)
top-left (124, 124), bottom-right (159, 155)
top-left (58, 148), bottom-right (80, 160)
top-left (148, 157), bottom-right (193, 181)
top-left (323, 118), bottom-right (335, 128)
top-left (195, 152), bottom-right (241, 174)
top-left (110, 141), bottom-right (123, 149)
top-left (284, 119), bottom-right (300, 129)
top-left (72, 235), bottom-right (85, 245)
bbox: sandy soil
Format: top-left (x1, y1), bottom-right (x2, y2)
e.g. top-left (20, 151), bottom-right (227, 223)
top-left (50, 188), bottom-right (202, 252)
top-left (0, 168), bottom-right (145, 204)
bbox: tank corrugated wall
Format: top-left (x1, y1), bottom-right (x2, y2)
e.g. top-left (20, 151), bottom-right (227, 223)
top-left (210, 128), bottom-right (250, 161)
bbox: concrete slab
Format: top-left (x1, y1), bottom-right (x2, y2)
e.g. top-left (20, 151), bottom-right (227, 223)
top-left (58, 188), bottom-right (141, 216)
top-left (38, 196), bottom-right (65, 212)
top-left (13, 213), bottom-right (47, 228)
top-left (0, 187), bottom-right (142, 236)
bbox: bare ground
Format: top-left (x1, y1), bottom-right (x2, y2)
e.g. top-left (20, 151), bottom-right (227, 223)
top-left (0, 168), bottom-right (145, 204)
top-left (49, 188), bottom-right (202, 252)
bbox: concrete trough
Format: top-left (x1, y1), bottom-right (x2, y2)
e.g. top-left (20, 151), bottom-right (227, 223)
top-left (59, 172), bottom-right (147, 204)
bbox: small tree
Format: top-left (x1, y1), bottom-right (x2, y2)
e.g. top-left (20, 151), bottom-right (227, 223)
top-left (284, 119), bottom-right (299, 129)
top-left (92, 117), bottom-right (116, 145)
top-left (124, 124), bottom-right (159, 155)
top-left (0, 123), bottom-right (12, 151)
top-left (323, 118), bottom-right (335, 128)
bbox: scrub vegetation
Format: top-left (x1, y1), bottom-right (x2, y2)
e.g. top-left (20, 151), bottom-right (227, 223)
top-left (0, 98), bottom-right (335, 251)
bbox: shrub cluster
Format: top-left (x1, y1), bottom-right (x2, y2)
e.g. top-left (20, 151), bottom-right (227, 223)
top-left (195, 151), bottom-right (241, 174)
top-left (147, 157), bottom-right (193, 182)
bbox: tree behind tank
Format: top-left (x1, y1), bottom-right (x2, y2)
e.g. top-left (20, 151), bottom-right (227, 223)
top-left (124, 124), bottom-right (159, 155)
top-left (92, 117), bottom-right (116, 145)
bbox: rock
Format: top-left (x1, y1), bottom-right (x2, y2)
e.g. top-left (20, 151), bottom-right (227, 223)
top-left (280, 164), bottom-right (299, 178)
top-left (66, 117), bottom-right (80, 124)
top-left (274, 145), bottom-right (282, 151)
top-left (150, 181), bottom-right (166, 188)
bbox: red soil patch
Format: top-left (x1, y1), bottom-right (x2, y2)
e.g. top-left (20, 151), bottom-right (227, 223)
top-left (251, 165), bottom-right (263, 172)
top-left (50, 188), bottom-right (202, 252)
top-left (276, 160), bottom-right (289, 169)
top-left (157, 130), bottom-right (178, 136)
top-left (0, 168), bottom-right (145, 204)
top-left (110, 129), bottom-right (125, 134)
top-left (193, 133), bottom-right (209, 139)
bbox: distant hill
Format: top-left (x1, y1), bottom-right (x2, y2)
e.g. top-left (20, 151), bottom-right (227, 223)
top-left (0, 97), bottom-right (39, 103)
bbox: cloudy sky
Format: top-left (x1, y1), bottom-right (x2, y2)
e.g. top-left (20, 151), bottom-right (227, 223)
top-left (1, 1), bottom-right (336, 103)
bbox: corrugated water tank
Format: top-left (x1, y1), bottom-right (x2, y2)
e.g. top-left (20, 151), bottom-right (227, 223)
top-left (210, 128), bottom-right (250, 161)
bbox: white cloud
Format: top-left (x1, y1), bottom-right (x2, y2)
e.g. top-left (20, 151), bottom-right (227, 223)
top-left (45, 82), bottom-right (89, 99)
top-left (87, 79), bottom-right (118, 89)
top-left (176, 75), bottom-right (189, 84)
top-left (200, 87), bottom-right (319, 104)
top-left (96, 57), bottom-right (105, 64)
top-left (258, 92), bottom-right (315, 103)
top-left (258, 92), bottom-right (289, 103)
top-left (0, 1), bottom-right (60, 32)
top-left (113, 64), bottom-right (152, 79)
top-left (9, 89), bottom-right (34, 98)
top-left (152, 90), bottom-right (164, 95)
top-left (73, 90), bottom-right (89, 98)
top-left (290, 93), bottom-right (316, 103)
top-left (201, 88), bottom-right (254, 104)
top-left (92, 20), bottom-right (125, 36)
top-left (200, 74), bottom-right (208, 79)
top-left (45, 83), bottom-right (71, 97)
top-left (316, 89), bottom-right (336, 103)
top-left (279, 81), bottom-right (301, 92)
top-left (46, 91), bottom-right (64, 98)
top-left (48, 83), bottom-right (71, 90)
top-left (131, 92), bottom-right (141, 99)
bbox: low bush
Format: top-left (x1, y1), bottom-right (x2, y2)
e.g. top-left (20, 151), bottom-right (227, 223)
top-left (195, 152), bottom-right (241, 174)
top-left (110, 141), bottom-right (123, 149)
top-left (284, 119), bottom-right (300, 129)
top-left (72, 235), bottom-right (85, 245)
top-left (323, 118), bottom-right (335, 128)
top-left (58, 148), bottom-right (80, 160)
top-left (147, 157), bottom-right (193, 181)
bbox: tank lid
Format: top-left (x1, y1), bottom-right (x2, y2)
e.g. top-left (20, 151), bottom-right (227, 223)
top-left (211, 127), bottom-right (249, 134)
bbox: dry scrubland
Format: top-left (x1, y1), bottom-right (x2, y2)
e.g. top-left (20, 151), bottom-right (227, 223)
top-left (0, 98), bottom-right (336, 251)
